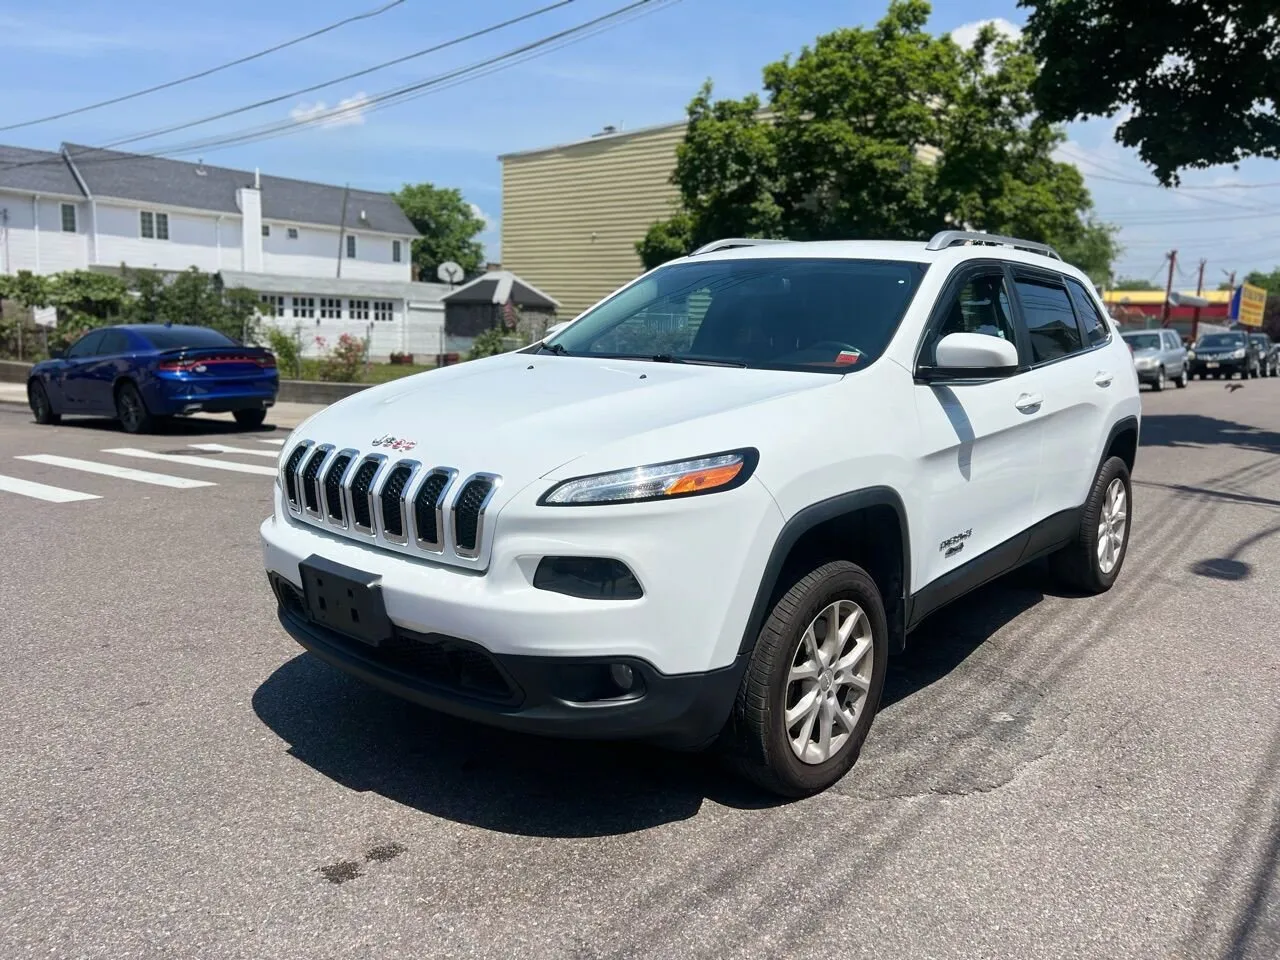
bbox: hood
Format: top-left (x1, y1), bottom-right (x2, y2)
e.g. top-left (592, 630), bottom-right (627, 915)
top-left (296, 352), bottom-right (835, 495)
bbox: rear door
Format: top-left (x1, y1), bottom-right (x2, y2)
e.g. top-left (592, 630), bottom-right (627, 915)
top-left (79, 329), bottom-right (132, 414)
top-left (1010, 270), bottom-right (1115, 524)
top-left (912, 263), bottom-right (1044, 591)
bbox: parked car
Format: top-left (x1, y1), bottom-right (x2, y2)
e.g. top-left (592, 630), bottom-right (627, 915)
top-left (1250, 333), bottom-right (1278, 378)
top-left (1189, 331), bottom-right (1259, 380)
top-left (1121, 329), bottom-right (1188, 390)
top-left (27, 324), bottom-right (278, 433)
top-left (262, 230), bottom-right (1140, 797)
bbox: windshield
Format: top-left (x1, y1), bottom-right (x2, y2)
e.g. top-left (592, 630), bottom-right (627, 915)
top-left (1123, 333), bottom-right (1162, 351)
top-left (1251, 335), bottom-right (1270, 346)
top-left (1197, 333), bottom-right (1246, 349)
top-left (545, 257), bottom-right (928, 371)
top-left (136, 326), bottom-right (239, 350)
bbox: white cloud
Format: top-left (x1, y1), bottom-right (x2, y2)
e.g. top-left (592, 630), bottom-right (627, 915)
top-left (469, 203), bottom-right (493, 229)
top-left (289, 91), bottom-right (372, 129)
top-left (950, 18), bottom-right (1022, 50)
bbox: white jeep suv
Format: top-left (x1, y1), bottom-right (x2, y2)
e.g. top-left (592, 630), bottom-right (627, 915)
top-left (261, 230), bottom-right (1140, 797)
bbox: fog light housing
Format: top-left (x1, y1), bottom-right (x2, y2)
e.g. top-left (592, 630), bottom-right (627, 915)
top-left (533, 557), bottom-right (643, 600)
top-left (609, 663), bottom-right (635, 691)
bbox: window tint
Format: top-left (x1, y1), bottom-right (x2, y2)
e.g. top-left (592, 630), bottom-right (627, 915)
top-left (1015, 277), bottom-right (1083, 362)
top-left (926, 271), bottom-right (1017, 363)
top-left (1064, 278), bottom-right (1110, 348)
top-left (65, 330), bottom-right (106, 358)
top-left (135, 327), bottom-right (238, 350)
top-left (550, 258), bottom-right (927, 372)
top-left (97, 330), bottom-right (130, 355)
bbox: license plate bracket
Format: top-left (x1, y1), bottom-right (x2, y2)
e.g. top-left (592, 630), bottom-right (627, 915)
top-left (298, 555), bottom-right (391, 647)
top-left (1206, 361), bottom-right (1220, 368)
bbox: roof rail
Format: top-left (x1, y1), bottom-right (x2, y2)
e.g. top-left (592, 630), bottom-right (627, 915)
top-left (689, 237), bottom-right (793, 257)
top-left (925, 230), bottom-right (1062, 260)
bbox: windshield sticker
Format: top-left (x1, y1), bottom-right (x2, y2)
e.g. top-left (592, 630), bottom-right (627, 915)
top-left (835, 350), bottom-right (862, 366)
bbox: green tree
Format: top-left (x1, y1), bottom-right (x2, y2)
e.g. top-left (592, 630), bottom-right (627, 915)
top-left (1112, 276), bottom-right (1162, 291)
top-left (1244, 267), bottom-right (1280, 293)
top-left (393, 183), bottom-right (486, 281)
top-left (1020, 0), bottom-right (1280, 185)
top-left (638, 1), bottom-right (1117, 280)
top-left (121, 266), bottom-right (166, 324)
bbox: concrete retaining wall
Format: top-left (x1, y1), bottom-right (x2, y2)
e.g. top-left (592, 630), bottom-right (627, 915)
top-left (0, 359), bottom-right (370, 403)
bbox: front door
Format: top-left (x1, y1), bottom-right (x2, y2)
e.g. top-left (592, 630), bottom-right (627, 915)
top-left (912, 266), bottom-right (1045, 592)
top-left (55, 329), bottom-right (107, 410)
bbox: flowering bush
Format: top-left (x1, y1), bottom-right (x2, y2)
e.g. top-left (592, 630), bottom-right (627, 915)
top-left (315, 332), bottom-right (367, 381)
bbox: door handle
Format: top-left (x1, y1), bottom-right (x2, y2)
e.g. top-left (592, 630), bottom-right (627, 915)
top-left (1094, 371), bottom-right (1113, 387)
top-left (1014, 393), bottom-right (1043, 412)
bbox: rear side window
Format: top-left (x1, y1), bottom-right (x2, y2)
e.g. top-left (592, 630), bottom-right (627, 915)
top-left (1064, 278), bottom-right (1111, 348)
top-left (97, 330), bottom-right (130, 355)
top-left (1014, 277), bottom-right (1083, 363)
top-left (135, 326), bottom-right (238, 350)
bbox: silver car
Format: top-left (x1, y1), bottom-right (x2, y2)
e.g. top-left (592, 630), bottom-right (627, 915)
top-left (1122, 329), bottom-right (1188, 391)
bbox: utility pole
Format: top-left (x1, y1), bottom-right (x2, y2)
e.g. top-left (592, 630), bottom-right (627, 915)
top-left (1222, 270), bottom-right (1236, 331)
top-left (1160, 249), bottom-right (1178, 327)
top-left (1191, 258), bottom-right (1207, 344)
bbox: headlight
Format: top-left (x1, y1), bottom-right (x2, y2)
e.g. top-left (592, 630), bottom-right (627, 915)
top-left (1231, 348), bottom-right (1246, 359)
top-left (1134, 356), bottom-right (1156, 368)
top-left (540, 450), bottom-right (758, 506)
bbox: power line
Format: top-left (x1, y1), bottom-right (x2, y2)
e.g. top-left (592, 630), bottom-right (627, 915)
top-left (0, 0), bottom-right (408, 134)
top-left (89, 0), bottom-right (580, 153)
top-left (9, 0), bottom-right (674, 175)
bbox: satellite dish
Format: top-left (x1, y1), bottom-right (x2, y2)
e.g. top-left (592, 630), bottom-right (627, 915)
top-left (437, 261), bottom-right (464, 284)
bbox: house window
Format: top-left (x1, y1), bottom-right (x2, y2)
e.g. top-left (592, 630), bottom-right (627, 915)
top-left (287, 227), bottom-right (298, 240)
top-left (320, 297), bottom-right (342, 319)
top-left (140, 210), bottom-right (169, 240)
top-left (262, 224), bottom-right (271, 237)
top-left (259, 295), bottom-right (284, 317)
top-left (60, 204), bottom-right (76, 233)
top-left (349, 299), bottom-right (369, 321)
top-left (392, 240), bottom-right (402, 263)
top-left (346, 235), bottom-right (357, 259)
top-left (291, 296), bottom-right (315, 319)
top-left (374, 300), bottom-right (394, 322)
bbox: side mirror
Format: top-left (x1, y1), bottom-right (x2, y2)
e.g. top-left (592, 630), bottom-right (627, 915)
top-left (543, 321), bottom-right (570, 339)
top-left (918, 332), bottom-right (1019, 382)
top-left (49, 348), bottom-right (65, 360)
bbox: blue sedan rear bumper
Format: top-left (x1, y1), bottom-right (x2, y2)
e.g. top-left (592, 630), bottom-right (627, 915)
top-left (144, 373), bottom-right (279, 416)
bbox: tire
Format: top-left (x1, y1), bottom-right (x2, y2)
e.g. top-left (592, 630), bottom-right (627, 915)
top-left (722, 560), bottom-right (888, 798)
top-left (1175, 367), bottom-right (1188, 388)
top-left (233, 408), bottom-right (267, 428)
top-left (115, 381), bottom-right (154, 434)
top-left (1152, 367), bottom-right (1166, 391)
top-left (1050, 455), bottom-right (1132, 595)
top-left (27, 380), bottom-right (60, 425)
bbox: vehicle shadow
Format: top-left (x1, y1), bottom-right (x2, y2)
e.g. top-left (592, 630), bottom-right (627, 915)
top-left (1140, 414), bottom-right (1280, 455)
top-left (253, 569), bottom-right (1051, 837)
top-left (50, 415), bottom-right (284, 437)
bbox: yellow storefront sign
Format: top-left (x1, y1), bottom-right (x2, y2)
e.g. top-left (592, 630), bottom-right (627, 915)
top-left (1238, 282), bottom-right (1267, 328)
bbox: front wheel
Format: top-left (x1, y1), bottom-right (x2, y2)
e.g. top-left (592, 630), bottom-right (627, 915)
top-left (722, 560), bottom-right (888, 797)
top-left (27, 380), bottom-right (60, 425)
top-left (1176, 367), bottom-right (1188, 388)
top-left (233, 408), bottom-right (267, 428)
top-left (1051, 456), bottom-right (1132, 594)
top-left (1152, 367), bottom-right (1166, 391)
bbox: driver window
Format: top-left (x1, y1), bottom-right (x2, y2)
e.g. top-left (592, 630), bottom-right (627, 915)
top-left (925, 272), bottom-right (1017, 363)
top-left (65, 330), bottom-right (105, 358)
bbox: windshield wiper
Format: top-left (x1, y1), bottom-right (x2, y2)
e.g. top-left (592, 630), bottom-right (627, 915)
top-left (541, 342), bottom-right (568, 356)
top-left (649, 354), bottom-right (747, 368)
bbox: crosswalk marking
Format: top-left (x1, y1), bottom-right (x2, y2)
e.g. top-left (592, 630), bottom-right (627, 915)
top-left (16, 454), bottom-right (217, 489)
top-left (0, 473), bottom-right (100, 503)
top-left (256, 438), bottom-right (287, 446)
top-left (187, 443), bottom-right (281, 459)
top-left (103, 448), bottom-right (278, 477)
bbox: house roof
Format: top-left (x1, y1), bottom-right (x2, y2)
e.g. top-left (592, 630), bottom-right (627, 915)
top-left (0, 145), bottom-right (85, 197)
top-left (219, 270), bottom-right (450, 304)
top-left (441, 270), bottom-right (560, 308)
top-left (60, 144), bottom-right (418, 236)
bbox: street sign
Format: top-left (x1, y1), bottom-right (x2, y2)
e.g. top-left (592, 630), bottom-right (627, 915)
top-left (1231, 282), bottom-right (1267, 328)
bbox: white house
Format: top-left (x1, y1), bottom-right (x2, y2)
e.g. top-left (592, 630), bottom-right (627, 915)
top-left (0, 143), bottom-right (447, 359)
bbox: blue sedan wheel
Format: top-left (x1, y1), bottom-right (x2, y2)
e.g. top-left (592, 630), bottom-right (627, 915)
top-left (28, 380), bottom-right (60, 425)
top-left (115, 382), bottom-right (155, 434)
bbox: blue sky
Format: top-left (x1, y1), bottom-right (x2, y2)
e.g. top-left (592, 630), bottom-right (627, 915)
top-left (3, 0), bottom-right (1279, 286)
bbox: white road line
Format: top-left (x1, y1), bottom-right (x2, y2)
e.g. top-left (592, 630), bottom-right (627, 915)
top-left (187, 443), bottom-right (281, 459)
top-left (0, 473), bottom-right (100, 503)
top-left (103, 448), bottom-right (278, 477)
top-left (16, 454), bottom-right (217, 489)
top-left (256, 439), bottom-right (287, 446)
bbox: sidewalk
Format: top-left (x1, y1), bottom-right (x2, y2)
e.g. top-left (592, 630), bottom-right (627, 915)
top-left (0, 382), bottom-right (324, 430)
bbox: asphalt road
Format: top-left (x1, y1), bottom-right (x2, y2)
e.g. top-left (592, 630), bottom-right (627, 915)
top-left (1, 382), bottom-right (1278, 960)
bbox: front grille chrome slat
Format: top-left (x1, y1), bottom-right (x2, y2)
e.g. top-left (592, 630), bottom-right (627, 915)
top-left (288, 441), bottom-right (500, 565)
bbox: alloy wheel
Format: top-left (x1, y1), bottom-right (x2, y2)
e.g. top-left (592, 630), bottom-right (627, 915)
top-left (1096, 477), bottom-right (1128, 575)
top-left (784, 600), bottom-right (874, 765)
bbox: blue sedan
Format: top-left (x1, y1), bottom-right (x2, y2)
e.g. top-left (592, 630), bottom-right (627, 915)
top-left (27, 324), bottom-right (279, 433)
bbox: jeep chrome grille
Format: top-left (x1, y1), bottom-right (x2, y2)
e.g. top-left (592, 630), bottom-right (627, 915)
top-left (281, 441), bottom-right (502, 567)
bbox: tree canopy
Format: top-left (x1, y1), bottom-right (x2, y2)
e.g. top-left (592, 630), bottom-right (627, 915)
top-left (1020, 0), bottom-right (1280, 185)
top-left (638, 0), bottom-right (1119, 284)
top-left (1112, 276), bottom-right (1162, 291)
top-left (393, 183), bottom-right (486, 282)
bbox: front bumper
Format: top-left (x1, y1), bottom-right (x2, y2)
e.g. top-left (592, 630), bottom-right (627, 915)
top-left (1133, 365), bottom-right (1164, 383)
top-left (1190, 358), bottom-right (1246, 375)
top-left (270, 575), bottom-right (744, 749)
